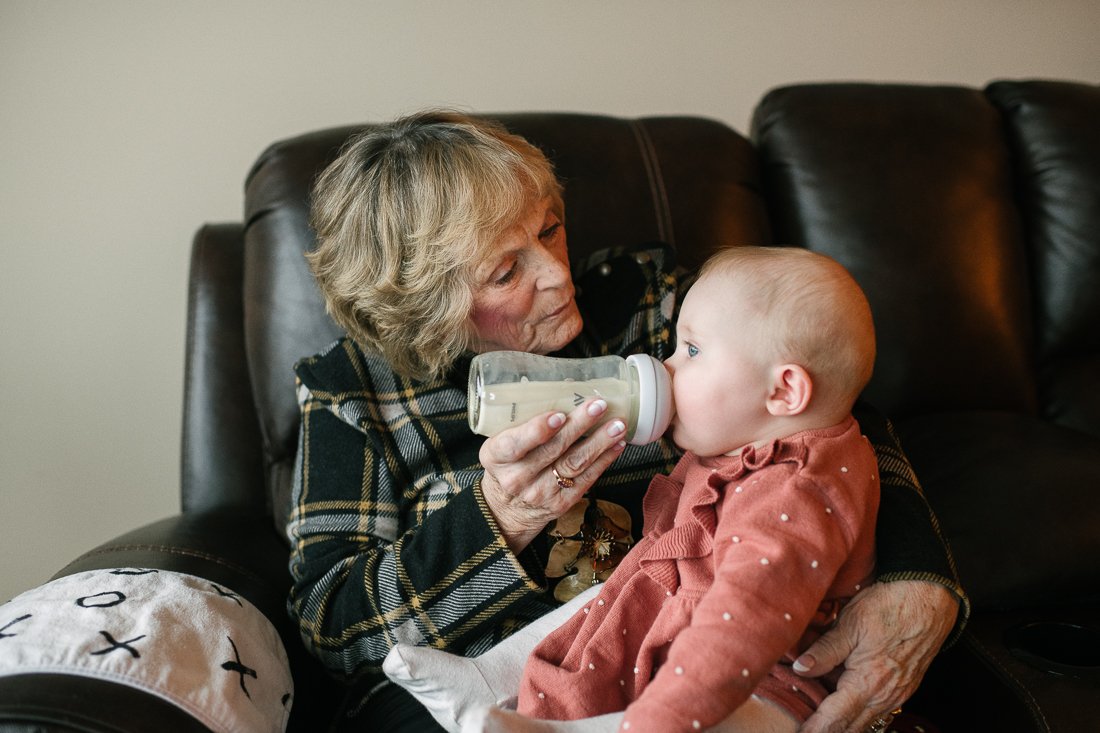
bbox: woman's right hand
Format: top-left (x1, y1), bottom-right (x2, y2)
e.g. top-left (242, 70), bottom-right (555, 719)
top-left (479, 398), bottom-right (628, 554)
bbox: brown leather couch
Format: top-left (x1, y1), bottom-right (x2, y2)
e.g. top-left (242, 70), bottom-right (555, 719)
top-left (2, 80), bottom-right (1097, 732)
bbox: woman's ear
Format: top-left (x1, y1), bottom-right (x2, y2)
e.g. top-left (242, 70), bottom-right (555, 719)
top-left (766, 364), bottom-right (813, 416)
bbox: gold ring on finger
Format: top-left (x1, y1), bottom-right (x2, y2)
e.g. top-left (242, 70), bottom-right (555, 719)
top-left (865, 708), bottom-right (901, 733)
top-left (552, 468), bottom-right (576, 490)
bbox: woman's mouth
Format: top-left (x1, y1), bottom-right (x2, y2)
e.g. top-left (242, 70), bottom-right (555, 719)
top-left (545, 300), bottom-right (572, 320)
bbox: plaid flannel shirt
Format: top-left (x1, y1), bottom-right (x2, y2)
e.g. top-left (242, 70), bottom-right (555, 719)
top-left (287, 244), bottom-right (967, 683)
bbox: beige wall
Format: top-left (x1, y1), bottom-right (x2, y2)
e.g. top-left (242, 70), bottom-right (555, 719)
top-left (1, 0), bottom-right (1097, 603)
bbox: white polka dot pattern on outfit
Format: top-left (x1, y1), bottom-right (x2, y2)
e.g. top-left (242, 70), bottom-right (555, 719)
top-left (539, 436), bottom-right (876, 733)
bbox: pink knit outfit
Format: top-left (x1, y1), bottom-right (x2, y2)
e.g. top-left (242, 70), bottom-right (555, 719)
top-left (518, 417), bottom-right (879, 733)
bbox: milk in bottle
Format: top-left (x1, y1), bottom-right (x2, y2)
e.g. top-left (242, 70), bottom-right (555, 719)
top-left (468, 352), bottom-right (672, 445)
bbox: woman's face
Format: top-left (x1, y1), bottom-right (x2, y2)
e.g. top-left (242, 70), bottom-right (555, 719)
top-left (469, 196), bottom-right (582, 354)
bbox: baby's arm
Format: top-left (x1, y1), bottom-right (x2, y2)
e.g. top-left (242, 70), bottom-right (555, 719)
top-left (620, 470), bottom-right (864, 732)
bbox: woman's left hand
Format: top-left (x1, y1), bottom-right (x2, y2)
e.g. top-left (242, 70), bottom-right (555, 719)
top-left (793, 580), bottom-right (958, 733)
top-left (479, 398), bottom-right (628, 555)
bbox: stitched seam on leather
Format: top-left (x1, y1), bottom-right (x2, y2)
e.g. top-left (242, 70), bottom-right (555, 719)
top-left (181, 227), bottom-right (212, 514)
top-left (630, 120), bottom-right (674, 246)
top-left (69, 544), bottom-right (271, 587)
top-left (963, 631), bottom-right (1051, 732)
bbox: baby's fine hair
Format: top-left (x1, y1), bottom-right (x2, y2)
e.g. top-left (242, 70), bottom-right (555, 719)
top-left (699, 246), bottom-right (876, 410)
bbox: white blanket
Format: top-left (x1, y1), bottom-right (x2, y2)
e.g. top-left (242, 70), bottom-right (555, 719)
top-left (0, 568), bottom-right (293, 733)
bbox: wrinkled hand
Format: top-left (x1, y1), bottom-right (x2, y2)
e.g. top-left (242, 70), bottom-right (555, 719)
top-left (480, 398), bottom-right (627, 554)
top-left (795, 580), bottom-right (958, 733)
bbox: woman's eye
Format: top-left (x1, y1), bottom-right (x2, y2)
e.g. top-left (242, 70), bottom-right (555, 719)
top-left (539, 222), bottom-right (561, 240)
top-left (493, 265), bottom-right (517, 285)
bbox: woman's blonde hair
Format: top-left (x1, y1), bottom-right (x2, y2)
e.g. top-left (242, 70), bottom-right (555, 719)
top-left (699, 246), bottom-right (877, 411)
top-left (307, 110), bottom-right (563, 380)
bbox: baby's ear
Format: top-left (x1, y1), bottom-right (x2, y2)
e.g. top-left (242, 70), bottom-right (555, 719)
top-left (765, 364), bottom-right (813, 416)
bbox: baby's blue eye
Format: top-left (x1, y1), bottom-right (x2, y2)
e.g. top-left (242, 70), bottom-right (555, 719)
top-left (686, 343), bottom-right (699, 358)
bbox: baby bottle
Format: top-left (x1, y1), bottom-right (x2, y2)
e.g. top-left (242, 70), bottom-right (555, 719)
top-left (468, 351), bottom-right (673, 445)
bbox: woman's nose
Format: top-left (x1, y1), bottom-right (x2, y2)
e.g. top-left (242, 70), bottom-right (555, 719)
top-left (533, 247), bottom-right (570, 289)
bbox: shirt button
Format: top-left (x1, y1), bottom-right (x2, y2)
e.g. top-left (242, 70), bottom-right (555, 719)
top-left (598, 263), bottom-right (613, 276)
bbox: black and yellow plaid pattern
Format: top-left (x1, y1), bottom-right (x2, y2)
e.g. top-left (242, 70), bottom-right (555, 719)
top-left (286, 244), bottom-right (966, 683)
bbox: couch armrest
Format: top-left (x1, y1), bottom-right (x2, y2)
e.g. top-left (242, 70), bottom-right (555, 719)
top-left (2, 510), bottom-right (340, 733)
top-left (0, 674), bottom-right (212, 733)
top-left (182, 223), bottom-right (268, 513)
top-left (910, 606), bottom-right (1100, 732)
top-left (52, 510), bottom-right (290, 618)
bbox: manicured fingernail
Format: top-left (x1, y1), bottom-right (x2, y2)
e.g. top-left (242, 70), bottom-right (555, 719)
top-left (607, 420), bottom-right (626, 437)
top-left (587, 399), bottom-right (607, 416)
top-left (792, 656), bottom-right (813, 673)
top-left (548, 413), bottom-right (566, 428)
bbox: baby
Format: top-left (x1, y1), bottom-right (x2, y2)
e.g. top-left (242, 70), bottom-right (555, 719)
top-left (385, 246), bottom-right (880, 733)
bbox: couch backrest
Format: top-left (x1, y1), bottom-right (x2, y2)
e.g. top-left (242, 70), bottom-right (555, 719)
top-left (240, 114), bottom-right (770, 523)
top-left (184, 83), bottom-right (1100, 522)
top-left (752, 83), bottom-right (1041, 420)
top-left (985, 80), bottom-right (1100, 436)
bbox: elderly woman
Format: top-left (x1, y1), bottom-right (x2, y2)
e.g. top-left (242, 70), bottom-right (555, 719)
top-left (287, 111), bottom-right (966, 733)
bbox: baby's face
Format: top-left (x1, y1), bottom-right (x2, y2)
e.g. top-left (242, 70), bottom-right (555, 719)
top-left (663, 273), bottom-right (773, 457)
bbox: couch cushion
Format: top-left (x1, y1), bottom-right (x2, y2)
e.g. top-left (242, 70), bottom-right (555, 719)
top-left (986, 80), bottom-right (1100, 439)
top-left (752, 83), bottom-right (1037, 420)
top-left (894, 411), bottom-right (1100, 609)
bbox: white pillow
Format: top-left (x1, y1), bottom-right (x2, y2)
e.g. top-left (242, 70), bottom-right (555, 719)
top-left (0, 568), bottom-right (293, 733)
